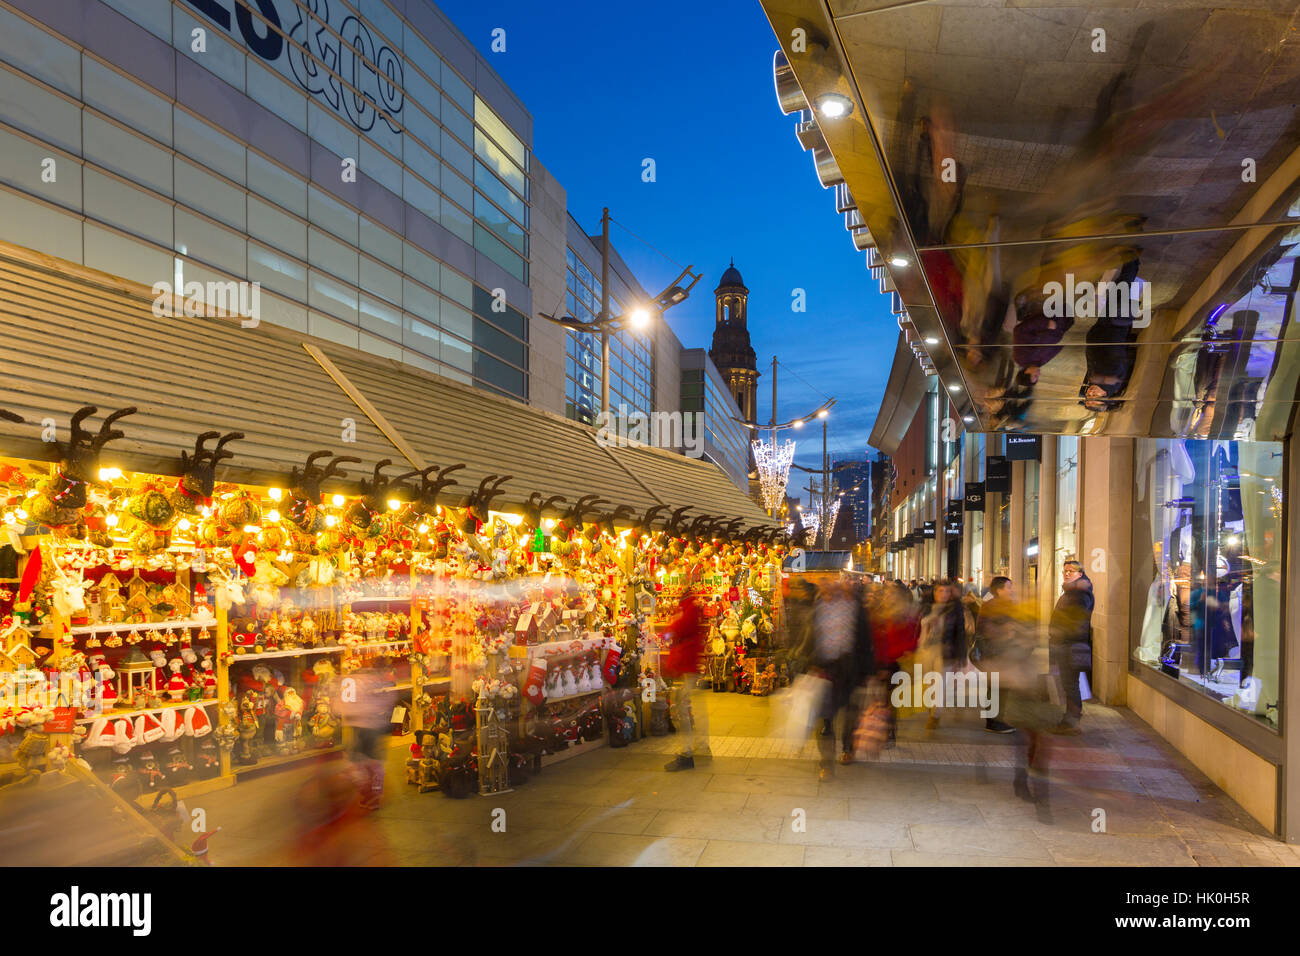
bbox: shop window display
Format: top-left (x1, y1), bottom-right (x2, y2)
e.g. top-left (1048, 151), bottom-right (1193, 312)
top-left (1133, 437), bottom-right (1282, 726)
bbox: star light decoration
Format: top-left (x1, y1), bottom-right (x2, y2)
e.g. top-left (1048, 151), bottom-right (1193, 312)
top-left (752, 439), bottom-right (796, 514)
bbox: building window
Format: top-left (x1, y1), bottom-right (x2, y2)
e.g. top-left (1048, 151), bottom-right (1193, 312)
top-left (1132, 437), bottom-right (1282, 729)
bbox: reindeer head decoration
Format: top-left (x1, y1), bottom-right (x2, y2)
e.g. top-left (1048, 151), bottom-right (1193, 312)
top-left (687, 514), bottom-right (717, 547)
top-left (663, 506), bottom-right (693, 540)
top-left (522, 493), bottom-right (567, 535)
top-left (461, 474), bottom-right (512, 534)
top-left (720, 518), bottom-right (745, 545)
top-left (287, 451), bottom-right (360, 533)
top-left (44, 406), bottom-right (138, 513)
top-left (177, 431), bottom-right (243, 510)
top-left (598, 504), bottom-right (638, 539)
top-left (555, 494), bottom-right (607, 542)
top-left (413, 464), bottom-right (465, 522)
top-left (632, 505), bottom-right (667, 541)
top-left (49, 563), bottom-right (87, 619)
top-left (345, 460), bottom-right (419, 535)
top-left (209, 565), bottom-right (247, 611)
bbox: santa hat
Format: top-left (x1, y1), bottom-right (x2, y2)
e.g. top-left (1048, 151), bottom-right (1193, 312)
top-left (185, 706), bottom-right (212, 738)
top-left (135, 711), bottom-right (165, 744)
top-left (159, 707), bottom-right (186, 741)
top-left (191, 827), bottom-right (221, 861)
top-left (149, 649), bottom-right (167, 668)
top-left (111, 718), bottom-right (137, 754)
top-left (85, 716), bottom-right (115, 749)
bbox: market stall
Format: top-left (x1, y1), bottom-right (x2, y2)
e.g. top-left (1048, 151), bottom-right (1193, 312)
top-left (0, 408), bottom-right (788, 803)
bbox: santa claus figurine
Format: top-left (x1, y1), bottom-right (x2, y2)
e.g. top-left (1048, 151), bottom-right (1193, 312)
top-left (165, 658), bottom-right (190, 703)
top-left (275, 686), bottom-right (305, 753)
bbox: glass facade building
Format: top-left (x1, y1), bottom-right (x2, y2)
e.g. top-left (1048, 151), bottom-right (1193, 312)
top-left (562, 243), bottom-right (653, 425)
top-left (0, 0), bottom-right (531, 398)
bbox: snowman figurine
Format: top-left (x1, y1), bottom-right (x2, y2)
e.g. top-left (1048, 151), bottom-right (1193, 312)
top-left (165, 659), bottom-right (190, 703)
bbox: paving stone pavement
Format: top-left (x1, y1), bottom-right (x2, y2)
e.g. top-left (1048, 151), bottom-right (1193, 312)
top-left (194, 690), bottom-right (1300, 867)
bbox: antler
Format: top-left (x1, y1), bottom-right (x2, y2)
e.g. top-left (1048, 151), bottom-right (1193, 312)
top-left (90, 407), bottom-right (137, 453)
top-left (633, 504), bottom-right (667, 538)
top-left (212, 431), bottom-right (243, 465)
top-left (664, 506), bottom-right (693, 537)
top-left (0, 409), bottom-right (23, 423)
top-left (523, 493), bottom-right (567, 530)
top-left (321, 454), bottom-right (360, 483)
top-left (423, 464), bottom-right (466, 511)
top-left (599, 504), bottom-right (637, 536)
top-left (468, 474), bottom-right (513, 522)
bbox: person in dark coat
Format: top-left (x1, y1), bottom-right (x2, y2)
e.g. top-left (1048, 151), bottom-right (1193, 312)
top-left (1049, 560), bottom-right (1094, 733)
top-left (971, 576), bottom-right (1016, 734)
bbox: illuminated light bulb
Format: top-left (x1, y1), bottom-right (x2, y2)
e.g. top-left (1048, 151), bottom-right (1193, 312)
top-left (178, 518), bottom-right (192, 530)
top-left (266, 509), bottom-right (281, 522)
top-left (543, 518), bottom-right (555, 530)
top-left (332, 494), bottom-right (345, 507)
top-left (418, 524), bottom-right (430, 534)
top-left (24, 489), bottom-right (36, 498)
top-left (14, 508), bottom-right (27, 520)
top-left (388, 499), bottom-right (401, 511)
top-left (2, 513), bottom-right (13, 525)
top-left (326, 515), bottom-right (338, 527)
top-left (268, 487), bottom-right (283, 501)
top-left (243, 525), bottom-right (260, 533)
top-left (105, 514), bottom-right (119, 527)
top-left (98, 467), bottom-right (122, 481)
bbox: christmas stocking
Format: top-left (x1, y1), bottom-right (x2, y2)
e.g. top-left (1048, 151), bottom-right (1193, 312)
top-left (522, 657), bottom-right (547, 707)
top-left (601, 645), bottom-right (622, 687)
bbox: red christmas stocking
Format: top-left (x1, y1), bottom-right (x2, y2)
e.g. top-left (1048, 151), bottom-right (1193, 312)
top-left (601, 646), bottom-right (622, 687)
top-left (522, 658), bottom-right (547, 707)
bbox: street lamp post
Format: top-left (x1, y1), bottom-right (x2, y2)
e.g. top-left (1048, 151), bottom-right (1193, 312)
top-left (538, 207), bottom-right (702, 418)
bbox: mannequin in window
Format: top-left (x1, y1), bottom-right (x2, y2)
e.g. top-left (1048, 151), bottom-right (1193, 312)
top-left (1160, 562), bottom-right (1192, 668)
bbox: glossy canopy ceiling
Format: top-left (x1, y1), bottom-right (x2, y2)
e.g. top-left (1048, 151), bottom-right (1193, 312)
top-left (763, 0), bottom-right (1300, 440)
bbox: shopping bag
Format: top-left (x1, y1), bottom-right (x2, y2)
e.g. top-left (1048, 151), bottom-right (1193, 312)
top-left (780, 671), bottom-right (829, 744)
top-left (852, 703), bottom-right (890, 760)
top-left (1079, 670), bottom-right (1093, 702)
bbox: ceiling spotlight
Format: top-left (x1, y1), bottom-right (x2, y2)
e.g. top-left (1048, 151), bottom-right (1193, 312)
top-left (947, 383), bottom-right (962, 393)
top-left (815, 92), bottom-right (854, 119)
top-left (963, 415), bottom-right (974, 423)
top-left (924, 337), bottom-right (939, 346)
top-left (889, 256), bottom-right (909, 268)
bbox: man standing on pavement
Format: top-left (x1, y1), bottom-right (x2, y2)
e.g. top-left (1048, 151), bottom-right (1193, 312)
top-left (1049, 560), bottom-right (1094, 735)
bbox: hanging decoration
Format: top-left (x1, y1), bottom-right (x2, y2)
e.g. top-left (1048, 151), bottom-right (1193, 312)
top-left (751, 439), bottom-right (795, 514)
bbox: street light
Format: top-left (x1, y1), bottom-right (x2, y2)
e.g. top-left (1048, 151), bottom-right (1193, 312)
top-left (537, 207), bottom-right (702, 414)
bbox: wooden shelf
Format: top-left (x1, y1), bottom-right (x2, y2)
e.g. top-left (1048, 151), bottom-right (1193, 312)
top-left (232, 645), bottom-right (342, 661)
top-left (230, 747), bottom-right (340, 775)
top-left (75, 697), bottom-right (220, 725)
top-left (541, 687), bottom-right (604, 704)
top-left (342, 594), bottom-right (413, 605)
top-left (70, 617), bottom-right (215, 636)
top-left (539, 735), bottom-right (605, 767)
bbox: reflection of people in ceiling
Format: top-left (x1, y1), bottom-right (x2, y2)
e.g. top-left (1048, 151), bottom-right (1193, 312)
top-left (1078, 256), bottom-right (1142, 413)
top-left (1171, 309), bottom-right (1260, 437)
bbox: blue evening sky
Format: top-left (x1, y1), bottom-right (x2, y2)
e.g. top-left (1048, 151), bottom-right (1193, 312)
top-left (435, 0), bottom-right (895, 484)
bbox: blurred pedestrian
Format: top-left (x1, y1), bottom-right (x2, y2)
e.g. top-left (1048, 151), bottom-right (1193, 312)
top-left (662, 586), bottom-right (708, 771)
top-left (804, 577), bottom-right (874, 779)
top-left (873, 581), bottom-right (920, 748)
top-left (337, 664), bottom-right (395, 810)
top-left (970, 576), bottom-right (1016, 733)
top-left (916, 579), bottom-right (966, 733)
top-left (1049, 560), bottom-right (1094, 734)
